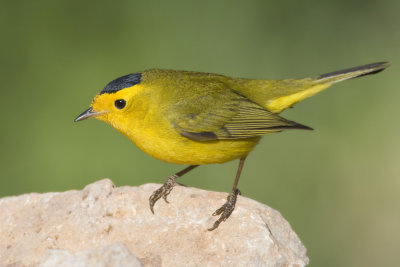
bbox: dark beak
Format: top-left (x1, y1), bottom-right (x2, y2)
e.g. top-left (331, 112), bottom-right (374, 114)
top-left (74, 107), bottom-right (100, 122)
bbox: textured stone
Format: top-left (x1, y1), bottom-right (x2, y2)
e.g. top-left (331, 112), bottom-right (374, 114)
top-left (0, 179), bottom-right (309, 266)
top-left (39, 243), bottom-right (143, 267)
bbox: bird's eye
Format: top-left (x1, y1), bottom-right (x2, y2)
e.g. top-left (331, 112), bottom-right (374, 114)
top-left (114, 99), bottom-right (126, 109)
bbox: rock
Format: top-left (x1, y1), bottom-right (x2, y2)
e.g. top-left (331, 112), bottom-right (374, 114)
top-left (0, 179), bottom-right (309, 266)
top-left (39, 243), bottom-right (143, 267)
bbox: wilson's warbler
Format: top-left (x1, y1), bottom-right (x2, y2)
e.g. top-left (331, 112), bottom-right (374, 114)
top-left (75, 62), bottom-right (389, 230)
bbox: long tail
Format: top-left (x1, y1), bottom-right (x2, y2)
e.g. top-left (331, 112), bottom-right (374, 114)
top-left (265, 62), bottom-right (390, 113)
top-left (314, 62), bottom-right (390, 84)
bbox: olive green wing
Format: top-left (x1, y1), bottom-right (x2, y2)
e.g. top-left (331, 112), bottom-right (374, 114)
top-left (170, 90), bottom-right (312, 141)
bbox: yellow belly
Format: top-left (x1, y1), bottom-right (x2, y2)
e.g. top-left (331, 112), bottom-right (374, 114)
top-left (142, 137), bottom-right (259, 165)
top-left (120, 123), bottom-right (260, 165)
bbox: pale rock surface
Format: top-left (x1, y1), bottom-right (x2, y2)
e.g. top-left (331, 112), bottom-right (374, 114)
top-left (0, 179), bottom-right (309, 266)
top-left (39, 243), bottom-right (143, 267)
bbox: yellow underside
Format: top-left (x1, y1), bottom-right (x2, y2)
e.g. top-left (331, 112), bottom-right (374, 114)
top-left (92, 97), bottom-right (261, 165)
top-left (122, 126), bottom-right (260, 165)
top-left (266, 83), bottom-right (331, 113)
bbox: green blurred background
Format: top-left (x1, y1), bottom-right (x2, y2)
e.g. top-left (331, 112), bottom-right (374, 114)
top-left (1, 0), bottom-right (399, 266)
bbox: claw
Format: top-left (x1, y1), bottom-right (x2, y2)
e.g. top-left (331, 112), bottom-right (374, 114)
top-left (148, 175), bottom-right (178, 213)
top-left (208, 189), bottom-right (240, 231)
top-left (162, 193), bottom-right (170, 204)
top-left (149, 187), bottom-right (163, 214)
top-left (211, 205), bottom-right (226, 216)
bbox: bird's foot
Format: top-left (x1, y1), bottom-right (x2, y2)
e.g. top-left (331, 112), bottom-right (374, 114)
top-left (208, 188), bottom-right (241, 231)
top-left (149, 174), bottom-right (178, 213)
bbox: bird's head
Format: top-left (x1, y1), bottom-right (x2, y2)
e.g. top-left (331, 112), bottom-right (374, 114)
top-left (74, 73), bottom-right (144, 129)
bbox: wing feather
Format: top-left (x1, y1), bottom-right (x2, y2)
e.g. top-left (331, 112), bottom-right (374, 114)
top-left (171, 90), bottom-right (311, 141)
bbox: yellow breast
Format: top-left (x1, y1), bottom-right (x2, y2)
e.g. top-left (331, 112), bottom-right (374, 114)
top-left (111, 110), bottom-right (260, 165)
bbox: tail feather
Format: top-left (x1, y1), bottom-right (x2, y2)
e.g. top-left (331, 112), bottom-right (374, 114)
top-left (265, 62), bottom-right (390, 113)
top-left (315, 61), bottom-right (390, 84)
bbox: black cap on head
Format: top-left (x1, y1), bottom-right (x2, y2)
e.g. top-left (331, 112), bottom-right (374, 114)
top-left (100, 73), bottom-right (142, 94)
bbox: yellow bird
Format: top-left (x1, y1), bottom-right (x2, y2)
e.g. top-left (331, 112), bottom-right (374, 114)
top-left (75, 62), bottom-right (389, 230)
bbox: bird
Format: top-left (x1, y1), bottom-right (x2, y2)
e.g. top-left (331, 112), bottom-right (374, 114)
top-left (75, 62), bottom-right (389, 230)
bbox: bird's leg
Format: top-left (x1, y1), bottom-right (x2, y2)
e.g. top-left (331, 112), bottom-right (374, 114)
top-left (149, 165), bottom-right (198, 213)
top-left (208, 157), bottom-right (246, 231)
